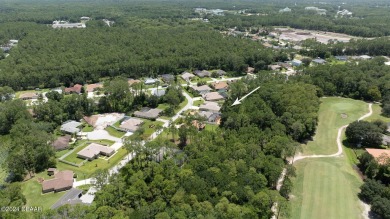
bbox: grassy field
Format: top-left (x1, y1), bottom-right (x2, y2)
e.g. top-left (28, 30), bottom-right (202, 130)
top-left (365, 103), bottom-right (390, 122)
top-left (302, 97), bottom-right (368, 155)
top-left (105, 126), bottom-right (125, 138)
top-left (82, 125), bottom-right (94, 132)
top-left (289, 97), bottom-right (370, 219)
top-left (21, 171), bottom-right (66, 210)
top-left (193, 99), bottom-right (204, 106)
top-left (290, 157), bottom-right (364, 219)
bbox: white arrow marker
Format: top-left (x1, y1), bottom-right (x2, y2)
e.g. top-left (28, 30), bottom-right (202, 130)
top-left (231, 86), bottom-right (261, 106)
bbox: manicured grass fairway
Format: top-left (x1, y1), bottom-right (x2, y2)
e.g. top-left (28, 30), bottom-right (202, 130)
top-left (291, 158), bottom-right (364, 219)
top-left (365, 103), bottom-right (390, 123)
top-left (290, 97), bottom-right (370, 219)
top-left (302, 97), bottom-right (368, 155)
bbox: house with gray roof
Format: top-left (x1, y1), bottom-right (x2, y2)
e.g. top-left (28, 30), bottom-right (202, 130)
top-left (203, 92), bottom-right (225, 101)
top-left (312, 58), bottom-right (326, 65)
top-left (60, 121), bottom-right (82, 134)
top-left (195, 70), bottom-right (211, 78)
top-left (161, 74), bottom-right (174, 82)
top-left (191, 85), bottom-right (212, 95)
top-left (134, 108), bottom-right (163, 120)
top-left (199, 101), bottom-right (221, 112)
top-left (144, 78), bottom-right (157, 85)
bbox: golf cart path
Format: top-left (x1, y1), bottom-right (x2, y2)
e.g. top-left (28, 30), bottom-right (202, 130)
top-left (273, 103), bottom-right (372, 219)
top-left (292, 103), bottom-right (372, 162)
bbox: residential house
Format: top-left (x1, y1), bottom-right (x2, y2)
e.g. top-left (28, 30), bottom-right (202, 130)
top-left (77, 143), bottom-right (115, 161)
top-left (161, 74), bottom-right (174, 82)
top-left (181, 72), bottom-right (195, 81)
top-left (153, 89), bottom-right (166, 97)
top-left (144, 78), bottom-right (157, 85)
top-left (268, 64), bottom-right (282, 71)
top-left (119, 118), bottom-right (144, 132)
top-left (247, 67), bottom-right (255, 73)
top-left (60, 121), bottom-right (82, 134)
top-left (51, 188), bottom-right (83, 209)
top-left (80, 16), bottom-right (90, 21)
top-left (83, 113), bottom-right (125, 129)
top-left (203, 92), bottom-right (225, 101)
top-left (312, 58), bottom-right (326, 65)
top-left (128, 79), bottom-right (141, 86)
top-left (191, 85), bottom-right (212, 95)
top-left (291, 60), bottom-right (302, 67)
top-left (365, 148), bottom-right (390, 165)
top-left (64, 84), bottom-right (82, 94)
top-left (211, 81), bottom-right (228, 91)
top-left (214, 70), bottom-right (226, 77)
top-left (52, 135), bottom-right (72, 151)
top-left (19, 92), bottom-right (39, 100)
top-left (195, 70), bottom-right (211, 78)
top-left (335, 56), bottom-right (348, 61)
top-left (52, 21), bottom-right (86, 28)
top-left (279, 7), bottom-right (292, 13)
top-left (383, 135), bottom-right (390, 146)
top-left (86, 83), bottom-right (103, 93)
top-left (199, 111), bottom-right (222, 124)
top-left (199, 101), bottom-right (221, 112)
top-left (134, 108), bottom-right (163, 120)
top-left (359, 55), bottom-right (372, 60)
top-left (42, 170), bottom-right (74, 193)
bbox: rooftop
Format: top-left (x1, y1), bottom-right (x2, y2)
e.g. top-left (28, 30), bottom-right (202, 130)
top-left (199, 101), bottom-right (221, 112)
top-left (60, 121), bottom-right (82, 134)
top-left (211, 81), bottom-right (228, 90)
top-left (52, 135), bottom-right (72, 150)
top-left (42, 170), bottom-right (74, 192)
top-left (366, 148), bottom-right (390, 165)
top-left (119, 118), bottom-right (143, 132)
top-left (77, 143), bottom-right (114, 160)
top-left (192, 85), bottom-right (212, 92)
top-left (134, 108), bottom-right (163, 119)
top-left (203, 92), bottom-right (225, 101)
top-left (86, 83), bottom-right (103, 93)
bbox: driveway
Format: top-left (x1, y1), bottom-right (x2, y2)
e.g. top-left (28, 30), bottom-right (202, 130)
top-left (85, 130), bottom-right (121, 142)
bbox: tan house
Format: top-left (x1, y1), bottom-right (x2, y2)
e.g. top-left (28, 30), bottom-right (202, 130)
top-left (19, 92), bottom-right (39, 100)
top-left (128, 79), bottom-right (141, 86)
top-left (86, 83), bottom-right (103, 93)
top-left (203, 92), bottom-right (225, 101)
top-left (119, 118), bottom-right (144, 132)
top-left (77, 143), bottom-right (115, 161)
top-left (134, 108), bottom-right (163, 120)
top-left (52, 135), bottom-right (72, 151)
top-left (64, 84), bottom-right (83, 94)
top-left (211, 81), bottom-right (228, 90)
top-left (42, 170), bottom-right (74, 193)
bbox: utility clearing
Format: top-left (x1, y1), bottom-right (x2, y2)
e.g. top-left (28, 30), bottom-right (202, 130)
top-left (289, 97), bottom-right (372, 219)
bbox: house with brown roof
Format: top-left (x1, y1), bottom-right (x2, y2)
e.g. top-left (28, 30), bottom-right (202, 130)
top-left (52, 135), bottom-right (72, 151)
top-left (19, 92), bottom-right (39, 100)
top-left (203, 92), bottom-right (225, 101)
top-left (86, 83), bottom-right (103, 93)
top-left (77, 143), bottom-right (115, 161)
top-left (365, 148), bottom-right (390, 165)
top-left (42, 170), bottom-right (74, 193)
top-left (119, 118), bottom-right (144, 132)
top-left (211, 81), bottom-right (228, 91)
top-left (64, 84), bottom-right (82, 94)
top-left (128, 79), bottom-right (141, 86)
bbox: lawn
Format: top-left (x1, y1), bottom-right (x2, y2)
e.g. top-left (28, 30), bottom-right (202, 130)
top-left (157, 103), bottom-right (170, 110)
top-left (175, 97), bottom-right (188, 114)
top-left (82, 125), bottom-right (94, 132)
top-left (105, 126), bottom-right (125, 138)
top-left (302, 97), bottom-right (368, 155)
top-left (55, 149), bottom-right (72, 158)
top-left (57, 147), bottom-right (127, 179)
top-left (289, 97), bottom-right (371, 219)
top-left (21, 171), bottom-right (66, 210)
top-left (205, 124), bottom-right (219, 132)
top-left (290, 157), bottom-right (364, 219)
top-left (139, 120), bottom-right (164, 139)
top-left (364, 103), bottom-right (390, 123)
top-left (193, 99), bottom-right (204, 106)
